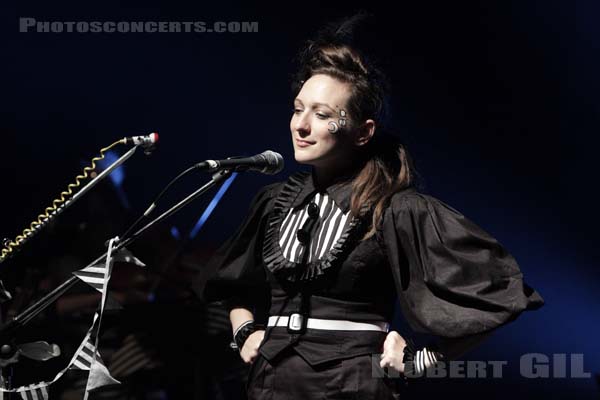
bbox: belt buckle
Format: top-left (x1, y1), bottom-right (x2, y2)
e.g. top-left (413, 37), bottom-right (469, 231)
top-left (287, 313), bottom-right (305, 333)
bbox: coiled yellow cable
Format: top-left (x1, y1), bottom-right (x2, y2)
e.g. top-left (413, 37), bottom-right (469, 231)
top-left (0, 138), bottom-right (127, 262)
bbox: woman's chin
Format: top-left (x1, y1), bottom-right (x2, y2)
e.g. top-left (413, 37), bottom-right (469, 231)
top-left (294, 153), bottom-right (315, 165)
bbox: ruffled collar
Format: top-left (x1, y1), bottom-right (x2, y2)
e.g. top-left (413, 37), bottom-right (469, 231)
top-left (262, 171), bottom-right (370, 282)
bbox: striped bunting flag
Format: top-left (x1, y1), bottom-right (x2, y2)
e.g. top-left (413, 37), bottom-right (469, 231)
top-left (75, 237), bottom-right (118, 295)
top-left (18, 384), bottom-right (48, 400)
top-left (0, 239), bottom-right (127, 398)
top-left (73, 247), bottom-right (144, 292)
top-left (0, 239), bottom-right (128, 398)
top-left (84, 358), bottom-right (120, 396)
top-left (67, 313), bottom-right (100, 372)
top-left (73, 265), bottom-right (107, 293)
top-left (70, 334), bottom-right (98, 371)
top-left (68, 324), bottom-right (121, 397)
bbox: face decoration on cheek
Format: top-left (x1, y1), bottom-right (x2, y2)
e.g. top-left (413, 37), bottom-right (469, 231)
top-left (290, 74), bottom-right (356, 168)
top-left (328, 109), bottom-right (348, 133)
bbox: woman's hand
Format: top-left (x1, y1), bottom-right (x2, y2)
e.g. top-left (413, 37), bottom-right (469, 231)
top-left (240, 329), bottom-right (265, 364)
top-left (379, 331), bottom-right (407, 374)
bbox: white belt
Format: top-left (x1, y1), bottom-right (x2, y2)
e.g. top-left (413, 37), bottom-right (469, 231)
top-left (268, 315), bottom-right (389, 332)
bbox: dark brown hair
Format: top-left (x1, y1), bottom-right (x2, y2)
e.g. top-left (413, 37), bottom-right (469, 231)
top-left (292, 14), bottom-right (418, 238)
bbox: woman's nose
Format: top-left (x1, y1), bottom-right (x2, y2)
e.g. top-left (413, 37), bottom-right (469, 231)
top-left (294, 113), bottom-right (310, 136)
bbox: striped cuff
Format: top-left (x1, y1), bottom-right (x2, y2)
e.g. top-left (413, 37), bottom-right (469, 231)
top-left (403, 344), bottom-right (443, 377)
top-left (413, 347), bottom-right (440, 375)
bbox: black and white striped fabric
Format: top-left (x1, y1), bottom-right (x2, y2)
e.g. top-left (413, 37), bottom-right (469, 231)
top-left (73, 265), bottom-right (107, 292)
top-left (411, 347), bottom-right (441, 375)
top-left (71, 335), bottom-right (98, 370)
top-left (18, 385), bottom-right (48, 400)
top-left (279, 192), bottom-right (352, 264)
top-left (73, 247), bottom-right (144, 293)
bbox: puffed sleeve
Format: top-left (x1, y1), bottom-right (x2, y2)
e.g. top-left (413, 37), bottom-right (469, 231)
top-left (194, 182), bottom-right (283, 314)
top-left (381, 188), bottom-right (544, 342)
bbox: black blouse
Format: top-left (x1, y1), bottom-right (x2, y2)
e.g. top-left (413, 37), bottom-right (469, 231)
top-left (198, 171), bottom-right (544, 362)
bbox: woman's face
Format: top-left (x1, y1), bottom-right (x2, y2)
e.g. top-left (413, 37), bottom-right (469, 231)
top-left (290, 74), bottom-right (359, 170)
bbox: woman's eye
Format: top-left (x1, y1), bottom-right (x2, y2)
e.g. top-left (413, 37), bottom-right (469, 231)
top-left (316, 113), bottom-right (329, 119)
top-left (293, 108), bottom-right (303, 114)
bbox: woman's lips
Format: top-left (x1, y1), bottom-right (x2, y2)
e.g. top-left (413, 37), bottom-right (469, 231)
top-left (296, 139), bottom-right (315, 148)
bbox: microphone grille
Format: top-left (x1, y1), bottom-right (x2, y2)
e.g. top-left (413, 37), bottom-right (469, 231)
top-left (261, 150), bottom-right (284, 175)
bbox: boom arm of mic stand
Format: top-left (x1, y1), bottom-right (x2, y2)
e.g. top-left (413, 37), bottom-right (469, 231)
top-left (0, 145), bottom-right (140, 265)
top-left (0, 169), bottom-right (234, 341)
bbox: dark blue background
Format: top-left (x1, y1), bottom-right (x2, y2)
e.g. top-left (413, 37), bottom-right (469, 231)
top-left (1, 1), bottom-right (598, 398)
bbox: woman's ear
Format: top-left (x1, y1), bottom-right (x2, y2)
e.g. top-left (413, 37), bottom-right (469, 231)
top-left (355, 119), bottom-right (376, 146)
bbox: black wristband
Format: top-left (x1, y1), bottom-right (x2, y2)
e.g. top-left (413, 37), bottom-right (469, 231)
top-left (233, 320), bottom-right (256, 351)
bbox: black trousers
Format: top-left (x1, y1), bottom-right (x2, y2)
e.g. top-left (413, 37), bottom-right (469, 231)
top-left (247, 347), bottom-right (404, 399)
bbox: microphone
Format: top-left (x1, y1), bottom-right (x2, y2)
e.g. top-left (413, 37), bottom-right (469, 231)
top-left (196, 150), bottom-right (284, 175)
top-left (124, 132), bottom-right (159, 147)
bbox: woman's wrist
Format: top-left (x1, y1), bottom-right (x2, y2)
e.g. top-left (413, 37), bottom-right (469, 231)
top-left (231, 320), bottom-right (265, 351)
top-left (233, 319), bottom-right (255, 350)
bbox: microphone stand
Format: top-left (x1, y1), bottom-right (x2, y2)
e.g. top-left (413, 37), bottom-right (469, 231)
top-left (0, 144), bottom-right (147, 396)
top-left (0, 169), bottom-right (233, 343)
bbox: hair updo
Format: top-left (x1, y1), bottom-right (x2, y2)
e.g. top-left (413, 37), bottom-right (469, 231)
top-left (292, 12), bottom-right (419, 239)
top-left (292, 43), bottom-right (389, 127)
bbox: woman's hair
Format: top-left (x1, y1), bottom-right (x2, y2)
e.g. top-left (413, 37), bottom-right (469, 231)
top-left (292, 13), bottom-right (419, 239)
